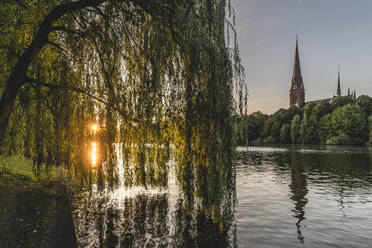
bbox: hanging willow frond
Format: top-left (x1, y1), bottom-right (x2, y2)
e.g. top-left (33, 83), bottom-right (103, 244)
top-left (0, 0), bottom-right (246, 207)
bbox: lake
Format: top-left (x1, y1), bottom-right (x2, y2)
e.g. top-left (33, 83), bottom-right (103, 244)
top-left (71, 145), bottom-right (372, 247)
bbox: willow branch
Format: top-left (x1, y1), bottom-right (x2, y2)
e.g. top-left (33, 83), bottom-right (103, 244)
top-left (25, 77), bottom-right (142, 123)
top-left (14, 0), bottom-right (27, 9)
top-left (27, 83), bottom-right (55, 113)
top-left (47, 40), bottom-right (66, 53)
top-left (49, 26), bottom-right (84, 37)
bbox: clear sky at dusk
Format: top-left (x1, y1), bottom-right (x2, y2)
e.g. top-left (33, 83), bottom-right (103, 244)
top-left (234, 0), bottom-right (372, 114)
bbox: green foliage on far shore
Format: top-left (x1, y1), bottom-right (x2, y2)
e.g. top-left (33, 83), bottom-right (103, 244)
top-left (368, 115), bottom-right (372, 145)
top-left (236, 95), bottom-right (372, 146)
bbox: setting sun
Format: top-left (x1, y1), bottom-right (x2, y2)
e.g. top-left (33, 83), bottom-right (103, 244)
top-left (91, 124), bottom-right (99, 133)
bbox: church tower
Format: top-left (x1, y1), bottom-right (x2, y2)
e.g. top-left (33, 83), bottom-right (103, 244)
top-left (290, 36), bottom-right (305, 107)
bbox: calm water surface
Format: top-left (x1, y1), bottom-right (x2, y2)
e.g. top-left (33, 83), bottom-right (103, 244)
top-left (72, 146), bottom-right (372, 247)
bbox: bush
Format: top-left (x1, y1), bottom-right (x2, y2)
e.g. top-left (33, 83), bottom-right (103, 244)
top-left (326, 133), bottom-right (354, 145)
top-left (290, 114), bottom-right (301, 144)
top-left (250, 137), bottom-right (263, 145)
top-left (356, 95), bottom-right (372, 117)
top-left (331, 96), bottom-right (355, 109)
top-left (263, 136), bottom-right (276, 144)
top-left (319, 114), bottom-right (331, 144)
top-left (328, 104), bottom-right (368, 144)
top-left (280, 124), bottom-right (290, 143)
top-left (368, 115), bottom-right (372, 146)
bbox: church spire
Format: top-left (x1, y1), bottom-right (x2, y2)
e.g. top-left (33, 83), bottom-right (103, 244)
top-left (292, 35), bottom-right (302, 82)
top-left (290, 35), bottom-right (305, 107)
top-left (337, 65), bottom-right (341, 96)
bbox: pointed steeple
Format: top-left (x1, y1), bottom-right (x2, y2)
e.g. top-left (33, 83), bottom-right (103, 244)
top-left (337, 65), bottom-right (341, 96)
top-left (290, 35), bottom-right (305, 107)
top-left (347, 88), bottom-right (350, 97)
top-left (353, 90), bottom-right (356, 100)
top-left (292, 35), bottom-right (303, 82)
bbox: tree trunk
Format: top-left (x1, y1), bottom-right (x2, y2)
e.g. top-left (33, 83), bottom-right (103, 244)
top-left (0, 44), bottom-right (37, 144)
top-left (0, 86), bottom-right (19, 145)
top-left (0, 0), bottom-right (105, 145)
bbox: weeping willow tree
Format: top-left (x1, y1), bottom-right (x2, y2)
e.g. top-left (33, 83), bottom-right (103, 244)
top-left (0, 0), bottom-right (246, 214)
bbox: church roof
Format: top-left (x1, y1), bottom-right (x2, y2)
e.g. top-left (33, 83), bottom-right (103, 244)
top-left (304, 98), bottom-right (332, 106)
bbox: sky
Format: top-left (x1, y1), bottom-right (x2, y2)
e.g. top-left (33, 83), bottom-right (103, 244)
top-left (234, 0), bottom-right (372, 114)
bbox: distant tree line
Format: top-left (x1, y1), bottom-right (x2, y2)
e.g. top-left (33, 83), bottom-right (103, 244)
top-left (235, 95), bottom-right (372, 146)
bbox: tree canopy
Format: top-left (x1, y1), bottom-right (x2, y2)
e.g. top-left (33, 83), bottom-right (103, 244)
top-left (237, 95), bottom-right (372, 146)
top-left (0, 0), bottom-right (247, 209)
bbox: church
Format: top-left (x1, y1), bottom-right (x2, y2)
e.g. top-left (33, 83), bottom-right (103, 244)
top-left (289, 37), bottom-right (356, 107)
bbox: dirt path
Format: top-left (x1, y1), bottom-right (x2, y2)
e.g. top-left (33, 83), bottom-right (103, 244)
top-left (48, 177), bottom-right (78, 248)
top-left (0, 177), bottom-right (77, 248)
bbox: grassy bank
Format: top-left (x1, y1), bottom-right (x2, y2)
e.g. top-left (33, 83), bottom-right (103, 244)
top-left (0, 156), bottom-right (57, 247)
top-left (0, 156), bottom-right (55, 189)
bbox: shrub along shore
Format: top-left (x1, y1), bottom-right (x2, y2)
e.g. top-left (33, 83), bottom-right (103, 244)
top-left (236, 95), bottom-right (372, 146)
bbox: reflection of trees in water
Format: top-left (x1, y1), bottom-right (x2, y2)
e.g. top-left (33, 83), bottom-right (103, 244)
top-left (241, 147), bottom-right (372, 193)
top-left (73, 186), bottom-right (237, 248)
top-left (236, 147), bottom-right (309, 245)
top-left (285, 147), bottom-right (372, 245)
top-left (70, 119), bottom-right (237, 247)
top-left (172, 186), bottom-right (237, 248)
top-left (73, 194), bottom-right (169, 247)
top-left (236, 146), bottom-right (372, 247)
top-left (71, 140), bottom-right (237, 247)
top-left (296, 148), bottom-right (372, 190)
top-left (120, 194), bottom-right (169, 247)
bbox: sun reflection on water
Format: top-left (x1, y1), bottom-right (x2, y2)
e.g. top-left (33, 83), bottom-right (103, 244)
top-left (91, 142), bottom-right (97, 167)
